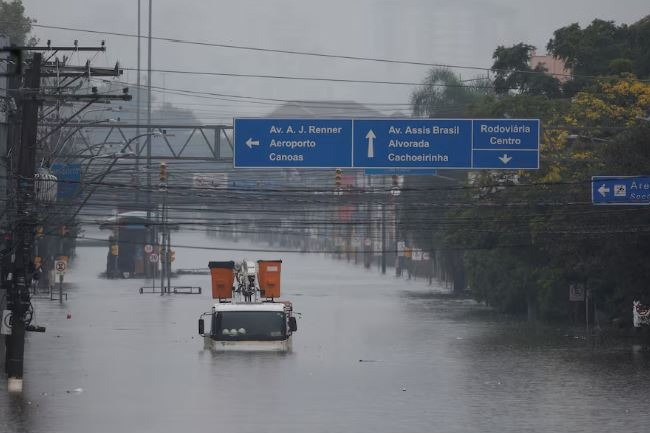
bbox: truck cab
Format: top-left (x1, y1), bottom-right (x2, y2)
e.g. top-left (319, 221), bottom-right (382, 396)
top-left (199, 301), bottom-right (297, 352)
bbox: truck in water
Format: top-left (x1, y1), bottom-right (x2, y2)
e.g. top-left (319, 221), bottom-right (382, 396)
top-left (198, 260), bottom-right (297, 352)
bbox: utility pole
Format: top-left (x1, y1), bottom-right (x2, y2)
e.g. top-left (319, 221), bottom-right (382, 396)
top-left (5, 53), bottom-right (42, 392)
top-left (159, 162), bottom-right (167, 294)
top-left (146, 0), bottom-right (154, 278)
top-left (136, 0), bottom-right (142, 205)
top-left (1, 42), bottom-right (126, 390)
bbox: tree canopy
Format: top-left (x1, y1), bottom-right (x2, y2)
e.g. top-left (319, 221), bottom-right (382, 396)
top-left (0, 0), bottom-right (35, 46)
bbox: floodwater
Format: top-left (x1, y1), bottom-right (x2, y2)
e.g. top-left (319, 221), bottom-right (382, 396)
top-left (2, 229), bottom-right (650, 433)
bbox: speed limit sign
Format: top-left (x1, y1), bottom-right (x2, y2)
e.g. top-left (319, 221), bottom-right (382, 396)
top-left (144, 244), bottom-right (153, 254)
top-left (149, 253), bottom-right (159, 263)
top-left (55, 260), bottom-right (66, 275)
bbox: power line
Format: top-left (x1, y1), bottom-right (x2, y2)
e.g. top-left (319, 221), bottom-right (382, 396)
top-left (25, 21), bottom-right (650, 85)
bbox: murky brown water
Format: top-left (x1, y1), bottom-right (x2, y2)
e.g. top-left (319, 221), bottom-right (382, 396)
top-left (2, 230), bottom-right (650, 433)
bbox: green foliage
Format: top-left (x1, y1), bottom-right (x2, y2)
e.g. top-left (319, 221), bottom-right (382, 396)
top-left (491, 43), bottom-right (562, 97)
top-left (0, 0), bottom-right (36, 46)
top-left (405, 15), bottom-right (650, 323)
top-left (410, 68), bottom-right (493, 117)
top-left (547, 16), bottom-right (650, 93)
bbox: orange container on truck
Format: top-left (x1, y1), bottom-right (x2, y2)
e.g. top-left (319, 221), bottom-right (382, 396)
top-left (257, 260), bottom-right (282, 299)
top-left (208, 261), bottom-right (235, 299)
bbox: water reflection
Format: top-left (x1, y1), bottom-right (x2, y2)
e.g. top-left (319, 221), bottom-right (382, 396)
top-left (1, 233), bottom-right (649, 433)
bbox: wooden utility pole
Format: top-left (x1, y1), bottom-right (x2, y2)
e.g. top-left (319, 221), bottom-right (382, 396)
top-left (5, 53), bottom-right (41, 392)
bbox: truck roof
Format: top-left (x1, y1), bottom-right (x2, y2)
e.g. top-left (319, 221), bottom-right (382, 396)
top-left (213, 302), bottom-right (287, 312)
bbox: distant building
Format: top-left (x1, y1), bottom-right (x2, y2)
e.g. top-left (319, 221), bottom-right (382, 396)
top-left (266, 100), bottom-right (383, 118)
top-left (530, 52), bottom-right (571, 82)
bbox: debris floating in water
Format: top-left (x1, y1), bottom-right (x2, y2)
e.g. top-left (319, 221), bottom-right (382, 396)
top-left (66, 388), bottom-right (83, 394)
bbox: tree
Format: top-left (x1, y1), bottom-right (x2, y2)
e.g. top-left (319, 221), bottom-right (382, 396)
top-left (410, 68), bottom-right (492, 118)
top-left (491, 43), bottom-right (562, 97)
top-left (0, 0), bottom-right (36, 46)
top-left (547, 17), bottom-right (650, 93)
top-left (547, 20), bottom-right (629, 76)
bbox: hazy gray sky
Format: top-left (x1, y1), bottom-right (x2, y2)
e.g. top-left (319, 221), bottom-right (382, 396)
top-left (22, 0), bottom-right (650, 121)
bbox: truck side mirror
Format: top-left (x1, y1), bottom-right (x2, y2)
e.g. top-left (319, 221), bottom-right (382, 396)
top-left (288, 316), bottom-right (297, 332)
top-left (198, 318), bottom-right (205, 336)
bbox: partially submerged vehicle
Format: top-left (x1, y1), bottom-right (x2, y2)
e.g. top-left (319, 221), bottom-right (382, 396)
top-left (198, 260), bottom-right (297, 352)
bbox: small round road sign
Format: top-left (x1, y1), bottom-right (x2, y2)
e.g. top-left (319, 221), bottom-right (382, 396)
top-left (144, 244), bottom-right (153, 254)
top-left (55, 260), bottom-right (66, 275)
top-left (149, 253), bottom-right (159, 263)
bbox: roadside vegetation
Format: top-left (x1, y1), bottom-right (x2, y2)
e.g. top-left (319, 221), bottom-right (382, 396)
top-left (405, 16), bottom-right (650, 323)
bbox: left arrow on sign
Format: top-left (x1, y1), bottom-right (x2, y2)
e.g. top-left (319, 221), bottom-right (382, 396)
top-left (246, 138), bottom-right (260, 149)
top-left (598, 184), bottom-right (611, 197)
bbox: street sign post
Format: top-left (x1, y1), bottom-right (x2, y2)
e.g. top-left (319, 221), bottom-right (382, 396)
top-left (592, 176), bottom-right (650, 205)
top-left (54, 260), bottom-right (66, 304)
top-left (54, 260), bottom-right (66, 276)
top-left (234, 118), bottom-right (539, 170)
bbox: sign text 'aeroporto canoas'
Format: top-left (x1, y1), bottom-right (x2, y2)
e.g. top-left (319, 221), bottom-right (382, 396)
top-left (265, 123), bottom-right (343, 162)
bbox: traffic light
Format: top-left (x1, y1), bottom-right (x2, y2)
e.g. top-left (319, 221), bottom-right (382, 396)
top-left (335, 168), bottom-right (342, 188)
top-left (159, 162), bottom-right (168, 183)
top-left (392, 175), bottom-right (399, 187)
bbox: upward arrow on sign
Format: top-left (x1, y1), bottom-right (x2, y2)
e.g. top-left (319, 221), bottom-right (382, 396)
top-left (366, 130), bottom-right (376, 158)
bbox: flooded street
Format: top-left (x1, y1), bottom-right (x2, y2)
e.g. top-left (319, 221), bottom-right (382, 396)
top-left (2, 229), bottom-right (650, 433)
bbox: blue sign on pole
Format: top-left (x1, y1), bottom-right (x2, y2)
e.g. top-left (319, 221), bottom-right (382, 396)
top-left (50, 163), bottom-right (81, 199)
top-left (234, 118), bottom-right (539, 169)
top-left (592, 176), bottom-right (650, 205)
top-left (234, 118), bottom-right (352, 168)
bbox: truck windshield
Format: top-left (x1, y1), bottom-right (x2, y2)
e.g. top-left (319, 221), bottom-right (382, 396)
top-left (213, 311), bottom-right (286, 341)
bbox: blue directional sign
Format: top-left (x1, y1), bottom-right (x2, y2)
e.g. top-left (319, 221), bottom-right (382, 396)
top-left (234, 118), bottom-right (352, 168)
top-left (50, 163), bottom-right (81, 199)
top-left (353, 119), bottom-right (472, 168)
top-left (472, 119), bottom-right (539, 169)
top-left (234, 118), bottom-right (539, 169)
top-left (592, 176), bottom-right (650, 205)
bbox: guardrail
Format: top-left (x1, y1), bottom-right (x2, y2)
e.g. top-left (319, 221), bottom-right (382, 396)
top-left (139, 286), bottom-right (202, 295)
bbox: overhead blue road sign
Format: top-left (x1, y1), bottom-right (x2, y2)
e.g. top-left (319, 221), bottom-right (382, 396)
top-left (50, 163), bottom-right (81, 199)
top-left (353, 119), bottom-right (472, 169)
top-left (234, 118), bottom-right (539, 169)
top-left (472, 119), bottom-right (539, 169)
top-left (592, 176), bottom-right (650, 205)
top-left (234, 118), bottom-right (352, 168)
